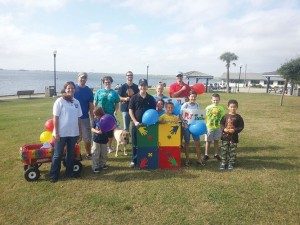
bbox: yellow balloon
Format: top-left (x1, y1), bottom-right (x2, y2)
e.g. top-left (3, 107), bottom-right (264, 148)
top-left (40, 131), bottom-right (53, 143)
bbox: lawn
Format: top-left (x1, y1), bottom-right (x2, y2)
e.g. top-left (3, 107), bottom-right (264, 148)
top-left (0, 92), bottom-right (299, 225)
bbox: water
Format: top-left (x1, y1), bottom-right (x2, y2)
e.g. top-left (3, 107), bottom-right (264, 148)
top-left (0, 69), bottom-right (218, 96)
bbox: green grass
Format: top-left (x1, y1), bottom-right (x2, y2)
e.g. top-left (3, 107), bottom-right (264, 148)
top-left (0, 93), bottom-right (299, 225)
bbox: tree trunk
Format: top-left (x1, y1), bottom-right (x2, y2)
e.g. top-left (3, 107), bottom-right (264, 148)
top-left (279, 79), bottom-right (288, 106)
top-left (226, 65), bottom-right (230, 93)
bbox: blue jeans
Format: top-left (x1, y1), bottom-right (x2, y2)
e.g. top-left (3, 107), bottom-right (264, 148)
top-left (131, 125), bottom-right (138, 164)
top-left (122, 112), bottom-right (131, 131)
top-left (50, 136), bottom-right (78, 180)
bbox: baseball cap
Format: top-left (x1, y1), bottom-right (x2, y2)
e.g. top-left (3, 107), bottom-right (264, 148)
top-left (139, 79), bottom-right (148, 86)
top-left (176, 72), bottom-right (183, 77)
top-left (78, 72), bottom-right (88, 78)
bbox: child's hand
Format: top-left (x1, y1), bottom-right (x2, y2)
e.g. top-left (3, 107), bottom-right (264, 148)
top-left (97, 129), bottom-right (103, 134)
top-left (160, 119), bottom-right (166, 124)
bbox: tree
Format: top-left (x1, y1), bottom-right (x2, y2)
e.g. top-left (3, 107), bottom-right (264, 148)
top-left (219, 52), bottom-right (238, 93)
top-left (277, 57), bottom-right (300, 106)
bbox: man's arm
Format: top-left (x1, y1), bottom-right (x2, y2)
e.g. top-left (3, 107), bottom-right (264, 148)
top-left (129, 109), bottom-right (140, 126)
top-left (88, 102), bottom-right (94, 119)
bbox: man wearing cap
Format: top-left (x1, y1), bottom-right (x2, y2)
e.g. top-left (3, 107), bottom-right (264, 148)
top-left (169, 73), bottom-right (191, 101)
top-left (74, 72), bottom-right (94, 160)
top-left (128, 78), bottom-right (156, 168)
top-left (118, 71), bottom-right (139, 131)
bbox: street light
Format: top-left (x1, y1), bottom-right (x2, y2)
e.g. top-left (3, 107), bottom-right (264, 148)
top-left (244, 64), bottom-right (247, 87)
top-left (53, 50), bottom-right (57, 96)
top-left (238, 64), bottom-right (242, 92)
top-left (146, 64), bottom-right (149, 86)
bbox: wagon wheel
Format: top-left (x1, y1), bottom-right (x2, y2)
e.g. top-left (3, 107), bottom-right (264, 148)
top-left (24, 167), bottom-right (40, 182)
top-left (23, 165), bottom-right (28, 171)
top-left (73, 161), bottom-right (82, 174)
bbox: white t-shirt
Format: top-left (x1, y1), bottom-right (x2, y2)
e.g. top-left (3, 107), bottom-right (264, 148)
top-left (53, 97), bottom-right (82, 137)
top-left (180, 102), bottom-right (199, 113)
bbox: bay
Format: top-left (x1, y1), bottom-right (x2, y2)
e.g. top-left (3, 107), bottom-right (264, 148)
top-left (0, 69), bottom-right (218, 96)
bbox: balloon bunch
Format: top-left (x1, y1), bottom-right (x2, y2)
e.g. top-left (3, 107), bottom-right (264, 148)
top-left (40, 119), bottom-right (54, 145)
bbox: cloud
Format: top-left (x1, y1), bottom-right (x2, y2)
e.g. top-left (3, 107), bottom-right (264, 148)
top-left (0, 0), bottom-right (68, 11)
top-left (0, 0), bottom-right (300, 76)
top-left (121, 24), bottom-right (138, 33)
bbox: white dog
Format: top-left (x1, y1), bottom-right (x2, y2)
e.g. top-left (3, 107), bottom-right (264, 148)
top-left (113, 127), bottom-right (130, 157)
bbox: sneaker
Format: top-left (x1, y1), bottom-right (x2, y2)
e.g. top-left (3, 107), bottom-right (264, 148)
top-left (129, 162), bottom-right (135, 168)
top-left (86, 154), bottom-right (92, 160)
top-left (93, 167), bottom-right (101, 173)
top-left (107, 147), bottom-right (114, 153)
top-left (185, 161), bottom-right (191, 167)
top-left (228, 164), bottom-right (234, 170)
top-left (101, 165), bottom-right (109, 170)
top-left (50, 178), bottom-right (58, 183)
top-left (202, 155), bottom-right (209, 161)
top-left (196, 160), bottom-right (205, 166)
top-left (219, 164), bottom-right (226, 170)
top-left (214, 154), bottom-right (221, 161)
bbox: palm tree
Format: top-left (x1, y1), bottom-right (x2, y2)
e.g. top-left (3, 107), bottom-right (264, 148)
top-left (220, 52), bottom-right (238, 93)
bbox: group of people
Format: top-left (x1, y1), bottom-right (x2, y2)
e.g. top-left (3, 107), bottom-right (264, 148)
top-left (49, 71), bottom-right (244, 183)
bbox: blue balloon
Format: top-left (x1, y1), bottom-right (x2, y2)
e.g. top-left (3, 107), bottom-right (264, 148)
top-left (173, 102), bottom-right (181, 116)
top-left (189, 120), bottom-right (207, 136)
top-left (142, 109), bottom-right (159, 126)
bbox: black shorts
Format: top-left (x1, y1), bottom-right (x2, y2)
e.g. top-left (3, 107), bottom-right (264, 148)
top-left (107, 130), bottom-right (114, 138)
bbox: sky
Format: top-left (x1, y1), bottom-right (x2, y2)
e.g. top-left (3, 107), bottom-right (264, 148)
top-left (0, 0), bottom-right (300, 77)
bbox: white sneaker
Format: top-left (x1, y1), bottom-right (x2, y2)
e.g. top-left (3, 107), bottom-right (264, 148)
top-left (129, 162), bottom-right (135, 168)
top-left (107, 147), bottom-right (114, 153)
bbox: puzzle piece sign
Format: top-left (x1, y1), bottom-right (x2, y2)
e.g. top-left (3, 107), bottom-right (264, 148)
top-left (181, 109), bottom-right (206, 125)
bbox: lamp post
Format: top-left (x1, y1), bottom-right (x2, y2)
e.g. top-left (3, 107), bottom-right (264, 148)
top-left (146, 64), bottom-right (149, 86)
top-left (53, 50), bottom-right (57, 96)
top-left (244, 63), bottom-right (247, 87)
top-left (238, 64), bottom-right (242, 92)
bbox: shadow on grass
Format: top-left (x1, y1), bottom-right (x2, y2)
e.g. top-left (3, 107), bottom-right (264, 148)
top-left (239, 145), bottom-right (282, 152)
top-left (39, 165), bottom-right (198, 183)
top-left (35, 145), bottom-right (297, 183)
top-left (237, 155), bottom-right (299, 170)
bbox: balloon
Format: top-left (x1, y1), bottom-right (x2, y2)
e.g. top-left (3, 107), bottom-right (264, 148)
top-left (99, 114), bottom-right (116, 132)
top-left (189, 120), bottom-right (207, 136)
top-left (173, 102), bottom-right (181, 116)
top-left (192, 83), bottom-right (206, 95)
top-left (40, 131), bottom-right (53, 143)
top-left (142, 109), bottom-right (159, 126)
top-left (44, 119), bottom-right (54, 132)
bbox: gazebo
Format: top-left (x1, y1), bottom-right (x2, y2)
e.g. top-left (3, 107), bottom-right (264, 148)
top-left (183, 71), bottom-right (214, 93)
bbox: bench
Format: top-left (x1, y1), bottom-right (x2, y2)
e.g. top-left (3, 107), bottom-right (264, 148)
top-left (17, 90), bottom-right (34, 98)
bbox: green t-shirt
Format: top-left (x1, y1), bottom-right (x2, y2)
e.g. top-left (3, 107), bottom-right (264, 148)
top-left (205, 104), bottom-right (225, 130)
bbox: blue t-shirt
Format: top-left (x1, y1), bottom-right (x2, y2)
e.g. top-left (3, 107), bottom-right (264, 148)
top-left (94, 88), bottom-right (120, 115)
top-left (74, 84), bottom-right (94, 119)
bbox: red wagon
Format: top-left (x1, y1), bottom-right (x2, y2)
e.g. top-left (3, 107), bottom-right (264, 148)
top-left (20, 143), bottom-right (82, 182)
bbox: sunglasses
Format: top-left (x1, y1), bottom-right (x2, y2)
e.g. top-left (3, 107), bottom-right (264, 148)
top-left (104, 82), bottom-right (111, 84)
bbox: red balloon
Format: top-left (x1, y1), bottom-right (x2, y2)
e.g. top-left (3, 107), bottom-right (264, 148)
top-left (192, 83), bottom-right (206, 94)
top-left (44, 119), bottom-right (54, 132)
